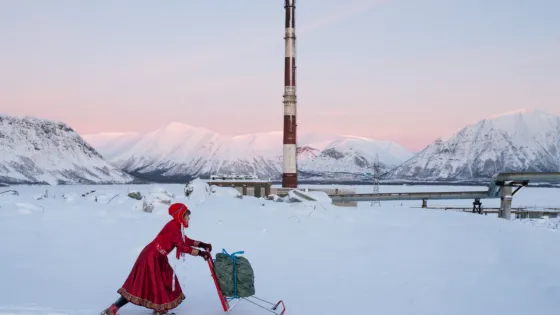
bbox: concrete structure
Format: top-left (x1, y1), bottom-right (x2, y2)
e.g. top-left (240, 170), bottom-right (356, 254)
top-left (499, 185), bottom-right (512, 220)
top-left (328, 172), bottom-right (560, 219)
top-left (282, 0), bottom-right (298, 188)
top-left (207, 180), bottom-right (272, 198)
top-left (210, 174), bottom-right (258, 180)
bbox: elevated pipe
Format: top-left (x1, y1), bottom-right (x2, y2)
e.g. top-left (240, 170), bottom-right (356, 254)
top-left (330, 191), bottom-right (491, 202)
top-left (328, 172), bottom-right (560, 206)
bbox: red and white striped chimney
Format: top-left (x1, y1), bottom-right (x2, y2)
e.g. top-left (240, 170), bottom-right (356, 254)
top-left (282, 0), bottom-right (297, 188)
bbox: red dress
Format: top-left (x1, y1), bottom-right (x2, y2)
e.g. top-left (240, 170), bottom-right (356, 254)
top-left (117, 219), bottom-right (197, 312)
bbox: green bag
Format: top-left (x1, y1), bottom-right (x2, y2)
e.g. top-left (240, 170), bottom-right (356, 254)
top-left (214, 250), bottom-right (256, 297)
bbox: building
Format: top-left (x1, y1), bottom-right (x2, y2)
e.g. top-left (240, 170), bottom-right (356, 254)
top-left (207, 174), bottom-right (272, 198)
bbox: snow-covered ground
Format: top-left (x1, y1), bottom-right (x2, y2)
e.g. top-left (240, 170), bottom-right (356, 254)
top-left (1, 182), bottom-right (560, 315)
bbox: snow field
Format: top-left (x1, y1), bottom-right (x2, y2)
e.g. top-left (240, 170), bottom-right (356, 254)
top-left (1, 182), bottom-right (560, 315)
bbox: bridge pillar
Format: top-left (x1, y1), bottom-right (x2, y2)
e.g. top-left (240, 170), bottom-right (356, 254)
top-left (265, 184), bottom-right (271, 197)
top-left (499, 186), bottom-right (513, 219)
top-left (254, 184), bottom-right (262, 198)
top-left (422, 199), bottom-right (427, 208)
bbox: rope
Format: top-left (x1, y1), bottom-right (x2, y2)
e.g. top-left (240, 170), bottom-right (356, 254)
top-left (222, 249), bottom-right (244, 300)
top-left (172, 263), bottom-right (176, 291)
top-left (172, 224), bottom-right (187, 291)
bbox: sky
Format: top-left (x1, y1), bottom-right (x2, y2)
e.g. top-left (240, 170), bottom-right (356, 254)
top-left (0, 0), bottom-right (559, 152)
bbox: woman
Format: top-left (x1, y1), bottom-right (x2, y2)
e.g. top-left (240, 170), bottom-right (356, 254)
top-left (101, 202), bottom-right (212, 315)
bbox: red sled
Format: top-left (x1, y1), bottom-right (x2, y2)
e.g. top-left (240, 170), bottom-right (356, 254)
top-left (207, 252), bottom-right (286, 314)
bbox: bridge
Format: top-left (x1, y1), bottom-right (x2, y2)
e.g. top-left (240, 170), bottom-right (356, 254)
top-left (327, 172), bottom-right (560, 220)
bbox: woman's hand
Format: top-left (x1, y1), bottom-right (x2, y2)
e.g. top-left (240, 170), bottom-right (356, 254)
top-left (198, 250), bottom-right (211, 261)
top-left (199, 241), bottom-right (212, 252)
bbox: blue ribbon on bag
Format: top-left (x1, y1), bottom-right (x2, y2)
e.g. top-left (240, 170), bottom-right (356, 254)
top-left (222, 249), bottom-right (244, 299)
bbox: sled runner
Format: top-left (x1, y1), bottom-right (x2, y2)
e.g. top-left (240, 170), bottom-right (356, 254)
top-left (208, 249), bottom-right (286, 314)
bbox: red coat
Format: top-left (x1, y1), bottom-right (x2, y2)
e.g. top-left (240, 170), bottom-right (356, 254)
top-left (117, 219), bottom-right (199, 312)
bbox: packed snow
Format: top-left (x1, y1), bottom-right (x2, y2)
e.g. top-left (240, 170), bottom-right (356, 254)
top-left (1, 181), bottom-right (560, 315)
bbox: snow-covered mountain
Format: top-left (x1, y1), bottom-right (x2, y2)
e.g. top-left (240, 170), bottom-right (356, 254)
top-left (0, 115), bottom-right (135, 185)
top-left (83, 123), bottom-right (413, 182)
top-left (384, 109), bottom-right (560, 181)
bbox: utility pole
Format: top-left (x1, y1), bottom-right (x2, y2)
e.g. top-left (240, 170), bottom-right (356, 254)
top-left (371, 153), bottom-right (381, 206)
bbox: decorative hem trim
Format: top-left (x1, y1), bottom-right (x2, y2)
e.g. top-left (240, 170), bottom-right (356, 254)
top-left (117, 287), bottom-right (185, 312)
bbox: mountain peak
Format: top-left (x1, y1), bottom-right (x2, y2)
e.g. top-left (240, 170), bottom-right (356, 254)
top-left (1, 114), bottom-right (75, 132)
top-left (163, 121), bottom-right (193, 129)
top-left (160, 121), bottom-right (205, 132)
top-left (485, 108), bottom-right (552, 120)
top-left (83, 124), bottom-right (413, 181)
top-left (386, 108), bottom-right (560, 181)
top-left (0, 115), bottom-right (134, 185)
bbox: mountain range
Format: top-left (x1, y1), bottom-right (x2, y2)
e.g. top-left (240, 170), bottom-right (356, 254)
top-left (0, 115), bottom-right (134, 185)
top-left (1, 108), bottom-right (559, 185)
top-left (384, 109), bottom-right (560, 181)
top-left (82, 123), bottom-right (413, 182)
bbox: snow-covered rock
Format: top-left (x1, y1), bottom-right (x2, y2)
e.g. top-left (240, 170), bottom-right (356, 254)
top-left (209, 185), bottom-right (242, 198)
top-left (0, 115), bottom-right (135, 185)
top-left (82, 123), bottom-right (413, 182)
top-left (286, 189), bottom-right (332, 203)
top-left (385, 109), bottom-right (560, 181)
top-left (184, 178), bottom-right (212, 205)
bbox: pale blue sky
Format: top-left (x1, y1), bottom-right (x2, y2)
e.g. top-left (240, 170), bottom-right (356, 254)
top-left (1, 0), bottom-right (558, 151)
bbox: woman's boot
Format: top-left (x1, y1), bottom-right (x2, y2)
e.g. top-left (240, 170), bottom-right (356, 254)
top-left (100, 304), bottom-right (119, 315)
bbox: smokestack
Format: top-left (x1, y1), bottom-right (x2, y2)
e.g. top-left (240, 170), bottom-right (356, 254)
top-left (282, 0), bottom-right (297, 188)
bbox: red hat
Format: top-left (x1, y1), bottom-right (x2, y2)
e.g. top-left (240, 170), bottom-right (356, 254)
top-left (168, 203), bottom-right (190, 226)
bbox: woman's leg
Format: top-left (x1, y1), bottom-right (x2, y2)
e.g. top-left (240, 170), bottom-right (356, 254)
top-left (114, 295), bottom-right (129, 308)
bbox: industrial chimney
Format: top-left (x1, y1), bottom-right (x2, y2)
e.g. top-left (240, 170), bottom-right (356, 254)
top-left (282, 0), bottom-right (297, 188)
